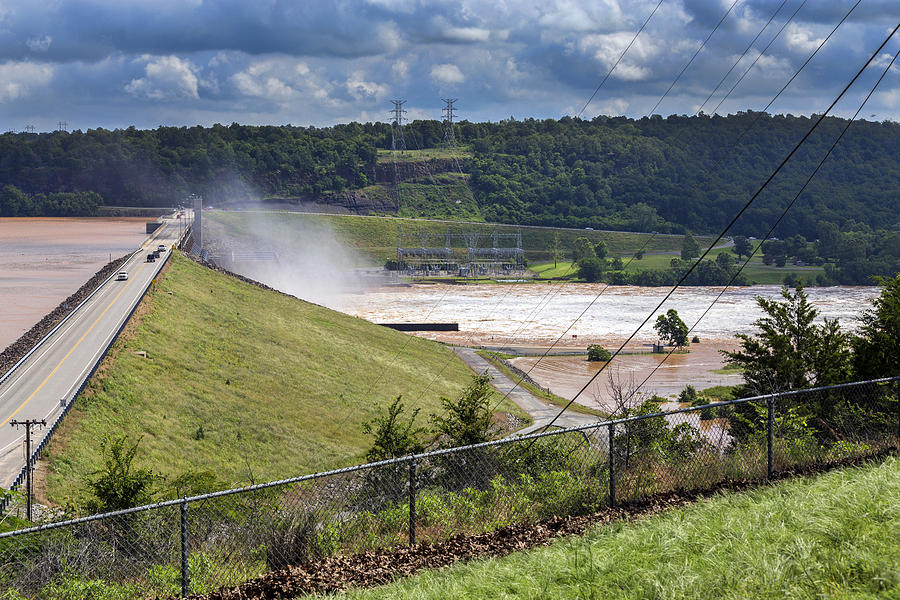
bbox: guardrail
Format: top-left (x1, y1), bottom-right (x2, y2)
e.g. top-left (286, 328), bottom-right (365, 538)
top-left (1, 247), bottom-right (173, 509)
top-left (1, 376), bottom-right (897, 598)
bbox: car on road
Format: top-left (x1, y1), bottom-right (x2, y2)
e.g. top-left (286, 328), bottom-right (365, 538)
top-left (116, 270), bottom-right (128, 281)
top-left (157, 244), bottom-right (166, 253)
top-left (146, 253), bottom-right (156, 263)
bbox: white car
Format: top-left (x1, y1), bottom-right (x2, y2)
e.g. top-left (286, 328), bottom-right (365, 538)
top-left (116, 271), bottom-right (128, 281)
top-left (157, 244), bottom-right (166, 252)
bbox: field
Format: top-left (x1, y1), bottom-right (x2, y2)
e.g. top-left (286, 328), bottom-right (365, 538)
top-left (376, 148), bottom-right (473, 163)
top-left (206, 212), bottom-right (710, 267)
top-left (334, 455), bottom-right (900, 600)
top-left (530, 243), bottom-right (825, 285)
top-left (40, 253), bottom-right (523, 506)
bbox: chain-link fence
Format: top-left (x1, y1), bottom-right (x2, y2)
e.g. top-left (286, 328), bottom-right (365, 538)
top-left (1, 377), bottom-right (897, 599)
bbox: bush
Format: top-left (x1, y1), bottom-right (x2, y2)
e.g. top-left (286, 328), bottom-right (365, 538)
top-left (84, 436), bottom-right (155, 513)
top-left (587, 345), bottom-right (612, 361)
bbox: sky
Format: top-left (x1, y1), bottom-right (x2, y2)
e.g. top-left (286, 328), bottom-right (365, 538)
top-left (0, 0), bottom-right (899, 132)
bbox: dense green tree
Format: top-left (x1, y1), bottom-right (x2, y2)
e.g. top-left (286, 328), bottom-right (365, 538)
top-left (654, 309), bottom-right (689, 347)
top-left (577, 256), bottom-right (605, 282)
top-left (851, 275), bottom-right (900, 379)
top-left (723, 286), bottom-right (851, 395)
top-left (732, 236), bottom-right (751, 259)
top-left (681, 232), bottom-right (700, 261)
top-left (571, 236), bottom-right (596, 262)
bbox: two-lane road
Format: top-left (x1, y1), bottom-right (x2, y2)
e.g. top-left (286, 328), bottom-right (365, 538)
top-left (0, 218), bottom-right (181, 488)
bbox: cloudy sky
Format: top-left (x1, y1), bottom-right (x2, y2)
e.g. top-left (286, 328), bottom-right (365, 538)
top-left (1, 0), bottom-right (899, 132)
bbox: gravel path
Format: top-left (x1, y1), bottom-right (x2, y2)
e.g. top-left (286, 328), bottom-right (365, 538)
top-left (451, 347), bottom-right (599, 434)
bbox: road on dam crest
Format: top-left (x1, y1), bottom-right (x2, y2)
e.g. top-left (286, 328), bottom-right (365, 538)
top-left (0, 217), bottom-right (182, 488)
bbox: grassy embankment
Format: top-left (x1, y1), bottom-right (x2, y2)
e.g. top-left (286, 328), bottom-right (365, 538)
top-left (41, 253), bottom-right (526, 506)
top-left (208, 211), bottom-right (820, 284)
top-left (332, 455), bottom-right (900, 600)
top-left (206, 211), bottom-right (701, 268)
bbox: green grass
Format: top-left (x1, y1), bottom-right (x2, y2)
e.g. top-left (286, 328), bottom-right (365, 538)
top-left (530, 261), bottom-right (578, 279)
top-left (376, 148), bottom-right (473, 163)
top-left (42, 253), bottom-right (523, 506)
top-left (331, 455), bottom-right (900, 600)
top-left (207, 212), bottom-right (710, 267)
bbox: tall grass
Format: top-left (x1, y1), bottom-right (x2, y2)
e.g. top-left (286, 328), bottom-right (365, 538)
top-left (337, 455), bottom-right (900, 599)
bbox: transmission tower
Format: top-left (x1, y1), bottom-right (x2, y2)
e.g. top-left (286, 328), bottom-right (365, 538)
top-left (57, 121), bottom-right (68, 132)
top-left (441, 98), bottom-right (458, 148)
top-left (390, 99), bottom-right (407, 152)
top-left (24, 125), bottom-right (35, 134)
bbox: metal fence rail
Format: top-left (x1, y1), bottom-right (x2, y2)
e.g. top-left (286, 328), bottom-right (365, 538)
top-left (1, 376), bottom-right (897, 599)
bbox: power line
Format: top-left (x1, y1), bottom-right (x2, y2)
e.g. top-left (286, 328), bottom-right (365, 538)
top-left (481, 0), bottom-right (822, 411)
top-left (627, 40), bottom-right (900, 404)
top-left (576, 0), bottom-right (666, 119)
top-left (696, 0), bottom-right (790, 115)
top-left (646, 0), bottom-right (741, 117)
top-left (535, 18), bottom-right (900, 434)
top-left (512, 0), bottom-right (862, 423)
top-left (711, 0), bottom-right (825, 116)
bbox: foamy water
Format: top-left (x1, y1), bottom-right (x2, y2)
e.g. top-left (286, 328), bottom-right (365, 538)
top-left (335, 283), bottom-right (878, 346)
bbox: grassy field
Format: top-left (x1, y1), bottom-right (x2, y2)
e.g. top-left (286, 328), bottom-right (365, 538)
top-left (41, 253), bottom-right (524, 506)
top-left (529, 243), bottom-right (824, 286)
top-left (376, 148), bottom-right (473, 163)
top-left (206, 212), bottom-right (710, 267)
top-left (332, 455), bottom-right (900, 600)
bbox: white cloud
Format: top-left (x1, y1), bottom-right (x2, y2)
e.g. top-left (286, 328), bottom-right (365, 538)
top-left (345, 70), bottom-right (388, 100)
top-left (430, 63), bottom-right (465, 84)
top-left (230, 58), bottom-right (342, 107)
top-left (392, 59), bottom-right (409, 79)
top-left (577, 32), bottom-right (658, 81)
top-left (537, 0), bottom-right (624, 33)
top-left (26, 35), bottom-right (52, 52)
top-left (882, 88), bottom-right (900, 109)
top-left (0, 61), bottom-right (54, 102)
top-left (784, 23), bottom-right (824, 53)
top-left (125, 55), bottom-right (199, 100)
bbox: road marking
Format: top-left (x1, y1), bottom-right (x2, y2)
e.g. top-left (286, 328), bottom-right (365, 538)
top-left (0, 260), bottom-right (149, 428)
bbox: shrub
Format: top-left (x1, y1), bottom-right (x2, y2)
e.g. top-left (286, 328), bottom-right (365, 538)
top-left (587, 345), bottom-right (612, 361)
top-left (84, 436), bottom-right (155, 513)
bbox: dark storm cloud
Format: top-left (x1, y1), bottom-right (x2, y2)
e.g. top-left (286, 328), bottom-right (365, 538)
top-left (0, 0), bottom-right (898, 131)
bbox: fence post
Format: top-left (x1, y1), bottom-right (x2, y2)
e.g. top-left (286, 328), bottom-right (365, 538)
top-left (608, 423), bottom-right (615, 506)
top-left (767, 395), bottom-right (775, 479)
top-left (180, 500), bottom-right (190, 597)
top-left (408, 458), bottom-right (416, 546)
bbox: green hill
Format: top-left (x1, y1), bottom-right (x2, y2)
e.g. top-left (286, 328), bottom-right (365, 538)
top-left (41, 253), bottom-right (513, 505)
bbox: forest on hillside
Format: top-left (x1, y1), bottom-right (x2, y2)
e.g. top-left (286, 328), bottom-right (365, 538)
top-left (0, 113), bottom-right (897, 283)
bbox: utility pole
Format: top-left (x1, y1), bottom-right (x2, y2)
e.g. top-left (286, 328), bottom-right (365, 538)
top-left (10, 419), bottom-right (46, 521)
top-left (441, 98), bottom-right (458, 148)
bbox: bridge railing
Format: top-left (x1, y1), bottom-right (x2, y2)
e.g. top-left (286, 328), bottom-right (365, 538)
top-left (0, 376), bottom-right (897, 598)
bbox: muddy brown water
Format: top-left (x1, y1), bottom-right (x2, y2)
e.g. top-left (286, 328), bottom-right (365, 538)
top-left (336, 282), bottom-right (878, 412)
top-left (0, 217), bottom-right (149, 351)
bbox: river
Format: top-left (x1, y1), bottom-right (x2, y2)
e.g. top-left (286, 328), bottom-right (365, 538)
top-left (0, 217), bottom-right (150, 350)
top-left (334, 283), bottom-right (878, 407)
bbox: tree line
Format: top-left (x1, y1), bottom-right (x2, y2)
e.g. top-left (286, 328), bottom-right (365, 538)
top-left (1, 114), bottom-right (896, 282)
